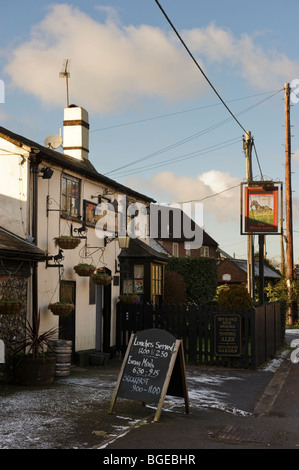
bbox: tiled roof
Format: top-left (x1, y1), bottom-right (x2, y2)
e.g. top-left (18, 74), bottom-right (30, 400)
top-left (118, 238), bottom-right (168, 261)
top-left (229, 258), bottom-right (282, 279)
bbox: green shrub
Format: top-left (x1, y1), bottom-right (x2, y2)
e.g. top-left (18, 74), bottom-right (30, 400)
top-left (164, 270), bottom-right (187, 304)
top-left (217, 284), bottom-right (253, 310)
top-left (166, 257), bottom-right (217, 303)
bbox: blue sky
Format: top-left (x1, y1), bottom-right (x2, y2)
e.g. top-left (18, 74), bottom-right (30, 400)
top-left (1, 1), bottom-right (299, 266)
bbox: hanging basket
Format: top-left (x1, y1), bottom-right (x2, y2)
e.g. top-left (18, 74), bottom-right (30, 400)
top-left (0, 299), bottom-right (25, 315)
top-left (48, 302), bottom-right (74, 316)
top-left (118, 294), bottom-right (138, 304)
top-left (91, 273), bottom-right (112, 286)
top-left (54, 236), bottom-right (81, 250)
top-left (74, 264), bottom-right (95, 277)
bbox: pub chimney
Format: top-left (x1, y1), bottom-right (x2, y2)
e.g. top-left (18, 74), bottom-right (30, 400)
top-left (63, 105), bottom-right (89, 160)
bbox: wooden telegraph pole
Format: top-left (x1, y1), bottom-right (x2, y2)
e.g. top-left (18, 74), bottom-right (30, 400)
top-left (244, 131), bottom-right (254, 299)
top-left (285, 83), bottom-right (297, 324)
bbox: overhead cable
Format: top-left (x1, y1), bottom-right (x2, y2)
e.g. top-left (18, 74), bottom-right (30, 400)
top-left (154, 0), bottom-right (247, 133)
top-left (91, 89), bottom-right (282, 133)
top-left (104, 89), bottom-right (283, 177)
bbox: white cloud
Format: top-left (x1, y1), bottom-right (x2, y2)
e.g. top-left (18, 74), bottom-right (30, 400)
top-left (4, 6), bottom-right (299, 113)
top-left (183, 23), bottom-right (299, 89)
top-left (4, 5), bottom-right (201, 113)
top-left (126, 169), bottom-right (240, 223)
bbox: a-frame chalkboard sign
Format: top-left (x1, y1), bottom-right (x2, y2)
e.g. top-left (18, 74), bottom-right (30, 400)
top-left (109, 329), bottom-right (189, 422)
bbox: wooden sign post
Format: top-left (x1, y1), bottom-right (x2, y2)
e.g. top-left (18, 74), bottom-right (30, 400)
top-left (109, 329), bottom-right (189, 422)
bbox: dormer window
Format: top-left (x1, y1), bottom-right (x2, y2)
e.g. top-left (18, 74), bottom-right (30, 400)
top-left (61, 174), bottom-right (81, 218)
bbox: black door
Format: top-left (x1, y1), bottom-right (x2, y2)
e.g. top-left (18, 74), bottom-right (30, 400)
top-left (59, 280), bottom-right (76, 352)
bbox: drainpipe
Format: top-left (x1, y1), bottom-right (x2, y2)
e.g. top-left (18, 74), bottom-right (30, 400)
top-left (30, 150), bottom-right (40, 329)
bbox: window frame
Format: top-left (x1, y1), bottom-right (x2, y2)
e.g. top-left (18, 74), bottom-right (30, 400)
top-left (172, 242), bottom-right (179, 257)
top-left (61, 173), bottom-right (81, 219)
top-left (200, 246), bottom-right (209, 257)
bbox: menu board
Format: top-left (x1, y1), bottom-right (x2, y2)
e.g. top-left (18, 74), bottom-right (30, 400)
top-left (214, 314), bottom-right (242, 356)
top-left (117, 329), bottom-right (176, 403)
top-left (109, 328), bottom-right (189, 422)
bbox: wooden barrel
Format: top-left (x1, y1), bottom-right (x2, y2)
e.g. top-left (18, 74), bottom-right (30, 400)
top-left (48, 339), bottom-right (72, 377)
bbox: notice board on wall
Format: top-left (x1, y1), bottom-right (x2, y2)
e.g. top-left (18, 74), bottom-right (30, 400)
top-left (108, 328), bottom-right (189, 422)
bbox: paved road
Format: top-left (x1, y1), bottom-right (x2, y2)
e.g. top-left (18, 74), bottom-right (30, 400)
top-left (0, 329), bottom-right (298, 453)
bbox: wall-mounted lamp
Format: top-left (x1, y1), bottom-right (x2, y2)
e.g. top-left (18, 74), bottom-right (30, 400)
top-left (39, 167), bottom-right (54, 179)
top-left (118, 236), bottom-right (130, 249)
top-left (104, 233), bottom-right (130, 249)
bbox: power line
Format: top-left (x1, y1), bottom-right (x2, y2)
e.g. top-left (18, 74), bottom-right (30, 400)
top-left (166, 183), bottom-right (241, 206)
top-left (253, 141), bottom-right (264, 180)
top-left (154, 0), bottom-right (247, 134)
top-left (103, 88), bottom-right (283, 177)
top-left (90, 89), bottom-right (282, 133)
top-left (112, 137), bottom-right (241, 178)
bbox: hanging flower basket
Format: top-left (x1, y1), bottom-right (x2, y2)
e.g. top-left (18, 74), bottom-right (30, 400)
top-left (54, 236), bottom-right (81, 250)
top-left (74, 263), bottom-right (95, 277)
top-left (0, 298), bottom-right (25, 315)
top-left (118, 294), bottom-right (138, 304)
top-left (91, 272), bottom-right (112, 286)
top-left (48, 302), bottom-right (74, 316)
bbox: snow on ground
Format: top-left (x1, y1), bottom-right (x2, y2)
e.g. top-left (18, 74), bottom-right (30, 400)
top-left (0, 368), bottom-right (253, 449)
top-left (1, 333), bottom-right (296, 449)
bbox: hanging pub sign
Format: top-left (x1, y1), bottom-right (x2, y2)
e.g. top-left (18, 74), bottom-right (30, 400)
top-left (240, 182), bottom-right (283, 235)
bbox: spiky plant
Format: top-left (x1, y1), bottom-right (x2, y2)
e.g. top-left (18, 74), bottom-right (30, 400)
top-left (12, 309), bottom-right (59, 359)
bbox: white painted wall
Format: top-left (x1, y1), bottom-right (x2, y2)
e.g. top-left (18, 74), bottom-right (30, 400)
top-left (0, 132), bottom-right (151, 353)
top-left (0, 138), bottom-right (29, 237)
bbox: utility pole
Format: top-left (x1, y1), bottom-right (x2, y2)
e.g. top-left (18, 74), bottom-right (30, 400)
top-left (285, 82), bottom-right (297, 324)
top-left (280, 233), bottom-right (285, 275)
top-left (244, 131), bottom-right (255, 299)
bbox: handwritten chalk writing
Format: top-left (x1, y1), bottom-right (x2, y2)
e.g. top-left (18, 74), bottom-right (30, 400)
top-left (138, 347), bottom-right (150, 355)
top-left (127, 355), bottom-right (141, 366)
top-left (117, 329), bottom-right (177, 403)
top-left (132, 367), bottom-right (160, 377)
top-left (133, 337), bottom-right (154, 348)
top-left (122, 374), bottom-right (150, 385)
top-left (142, 357), bottom-right (155, 368)
top-left (132, 384), bottom-right (161, 395)
top-left (155, 341), bottom-right (175, 351)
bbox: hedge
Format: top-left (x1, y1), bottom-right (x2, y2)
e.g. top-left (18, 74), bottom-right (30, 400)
top-left (166, 257), bottom-right (217, 303)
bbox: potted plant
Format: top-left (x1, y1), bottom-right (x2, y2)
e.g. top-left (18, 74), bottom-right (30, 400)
top-left (118, 293), bottom-right (138, 304)
top-left (0, 297), bottom-right (25, 315)
top-left (91, 268), bottom-right (112, 286)
top-left (48, 302), bottom-right (74, 316)
top-left (12, 310), bottom-right (58, 386)
top-left (74, 263), bottom-right (95, 277)
top-left (54, 236), bottom-right (81, 250)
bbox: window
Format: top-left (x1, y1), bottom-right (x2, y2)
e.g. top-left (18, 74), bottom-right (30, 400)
top-left (172, 243), bottom-right (179, 257)
top-left (61, 174), bottom-right (80, 218)
top-left (134, 265), bottom-right (144, 294)
top-left (151, 264), bottom-right (163, 299)
top-left (185, 244), bottom-right (191, 256)
top-left (200, 246), bottom-right (209, 257)
top-left (122, 264), bottom-right (144, 301)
